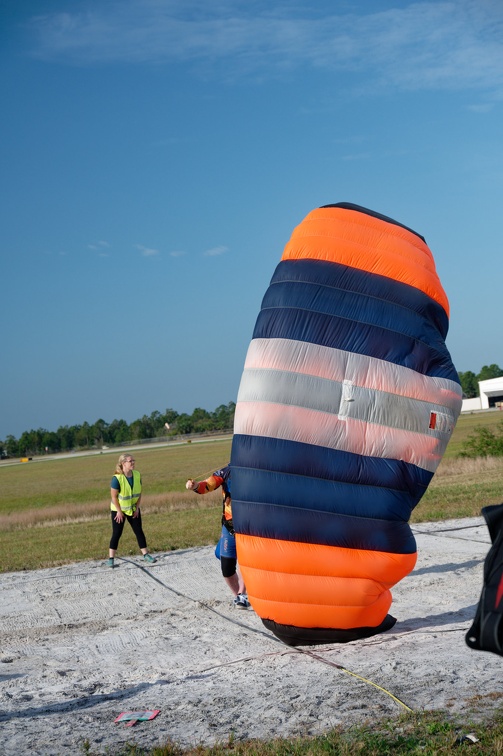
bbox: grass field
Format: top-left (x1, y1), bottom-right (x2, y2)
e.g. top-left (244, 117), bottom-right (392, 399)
top-left (1, 411), bottom-right (503, 574)
top-left (0, 438), bottom-right (231, 572)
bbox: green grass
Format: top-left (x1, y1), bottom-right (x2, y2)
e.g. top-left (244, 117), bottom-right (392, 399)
top-left (413, 455), bottom-right (503, 521)
top-left (442, 409), bottom-right (503, 458)
top-left (0, 439), bottom-right (232, 515)
top-left (0, 438), bottom-right (232, 572)
top-left (0, 506), bottom-right (221, 573)
top-left (79, 703), bottom-right (503, 754)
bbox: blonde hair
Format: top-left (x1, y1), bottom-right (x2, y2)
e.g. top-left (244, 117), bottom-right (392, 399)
top-left (114, 453), bottom-right (134, 475)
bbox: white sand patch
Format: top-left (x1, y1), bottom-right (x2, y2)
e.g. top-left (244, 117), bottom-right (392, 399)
top-left (1, 518), bottom-right (501, 755)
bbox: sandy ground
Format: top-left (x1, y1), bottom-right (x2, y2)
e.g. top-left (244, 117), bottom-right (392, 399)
top-left (1, 517), bottom-right (502, 755)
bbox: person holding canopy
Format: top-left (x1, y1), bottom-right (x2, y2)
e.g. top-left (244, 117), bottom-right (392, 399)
top-left (186, 464), bottom-right (250, 608)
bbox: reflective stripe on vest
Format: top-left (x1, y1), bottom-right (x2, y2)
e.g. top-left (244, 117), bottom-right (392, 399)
top-left (111, 470), bottom-right (142, 515)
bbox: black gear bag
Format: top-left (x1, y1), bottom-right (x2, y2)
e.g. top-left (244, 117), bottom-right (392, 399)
top-left (466, 502), bottom-right (503, 656)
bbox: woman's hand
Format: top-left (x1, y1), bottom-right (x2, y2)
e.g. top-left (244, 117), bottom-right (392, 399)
top-left (186, 479), bottom-right (195, 490)
top-left (114, 510), bottom-right (124, 523)
top-left (133, 507), bottom-right (140, 518)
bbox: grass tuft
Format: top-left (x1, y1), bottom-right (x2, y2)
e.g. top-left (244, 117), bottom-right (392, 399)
top-left (77, 705), bottom-right (503, 754)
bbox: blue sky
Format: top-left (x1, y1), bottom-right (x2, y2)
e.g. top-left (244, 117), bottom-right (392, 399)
top-left (1, 0), bottom-right (502, 440)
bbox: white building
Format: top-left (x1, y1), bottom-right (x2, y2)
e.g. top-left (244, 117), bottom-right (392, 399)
top-left (461, 377), bottom-right (503, 413)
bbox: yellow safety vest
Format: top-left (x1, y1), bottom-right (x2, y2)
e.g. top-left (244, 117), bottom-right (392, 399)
top-left (111, 471), bottom-right (142, 515)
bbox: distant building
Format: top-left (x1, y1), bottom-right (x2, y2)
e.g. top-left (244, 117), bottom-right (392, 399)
top-left (461, 377), bottom-right (503, 413)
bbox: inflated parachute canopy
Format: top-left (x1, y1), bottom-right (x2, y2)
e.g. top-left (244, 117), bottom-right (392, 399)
top-left (230, 202), bottom-right (462, 646)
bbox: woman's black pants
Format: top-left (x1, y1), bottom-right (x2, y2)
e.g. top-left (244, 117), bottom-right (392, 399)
top-left (109, 510), bottom-right (147, 551)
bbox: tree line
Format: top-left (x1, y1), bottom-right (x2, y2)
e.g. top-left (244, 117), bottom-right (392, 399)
top-left (0, 403), bottom-right (236, 458)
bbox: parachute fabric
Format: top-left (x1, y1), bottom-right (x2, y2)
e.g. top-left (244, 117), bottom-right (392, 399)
top-left (230, 202), bottom-right (462, 646)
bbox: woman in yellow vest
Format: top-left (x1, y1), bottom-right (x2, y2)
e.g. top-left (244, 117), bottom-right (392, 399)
top-left (107, 454), bottom-right (156, 567)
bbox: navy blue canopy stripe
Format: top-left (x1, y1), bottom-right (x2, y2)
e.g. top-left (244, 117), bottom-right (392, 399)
top-left (269, 259), bottom-right (447, 336)
top-left (253, 306), bottom-right (457, 380)
top-left (232, 499), bottom-right (417, 555)
top-left (232, 435), bottom-right (431, 495)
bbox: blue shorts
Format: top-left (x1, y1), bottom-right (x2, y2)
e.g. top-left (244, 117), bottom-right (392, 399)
top-left (215, 523), bottom-right (236, 560)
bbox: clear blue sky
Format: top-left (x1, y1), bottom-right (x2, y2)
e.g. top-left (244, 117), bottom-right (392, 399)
top-left (2, 0), bottom-right (502, 440)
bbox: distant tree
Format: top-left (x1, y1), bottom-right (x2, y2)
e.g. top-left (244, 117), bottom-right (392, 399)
top-left (57, 425), bottom-right (77, 451)
top-left (75, 422), bottom-right (91, 449)
top-left (163, 408), bottom-right (179, 425)
top-left (18, 429), bottom-right (45, 455)
top-left (159, 408), bottom-right (179, 435)
top-left (5, 435), bottom-right (18, 456)
top-left (91, 419), bottom-right (109, 447)
top-left (130, 415), bottom-right (155, 440)
top-left (17, 432), bottom-right (29, 455)
top-left (459, 421), bottom-right (503, 458)
top-left (190, 407), bottom-right (212, 433)
top-left (176, 413), bottom-right (194, 435)
top-left (212, 402), bottom-right (235, 430)
top-left (458, 371), bottom-right (479, 398)
top-left (477, 364), bottom-right (503, 382)
top-left (192, 407), bottom-right (211, 422)
top-left (149, 410), bottom-right (164, 436)
top-left (41, 430), bottom-right (60, 453)
top-left (108, 419), bottom-right (130, 444)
